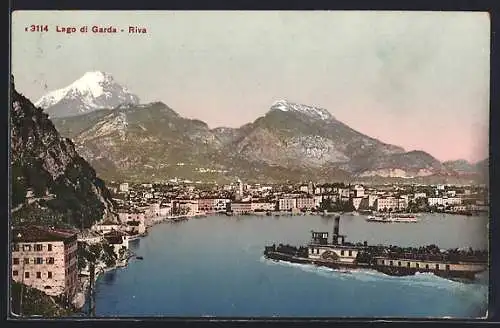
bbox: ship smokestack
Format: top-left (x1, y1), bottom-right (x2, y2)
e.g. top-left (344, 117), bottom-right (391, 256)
top-left (332, 215), bottom-right (340, 245)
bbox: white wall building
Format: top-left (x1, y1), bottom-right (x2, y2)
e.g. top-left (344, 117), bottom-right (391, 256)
top-left (428, 197), bottom-right (444, 206)
top-left (375, 197), bottom-right (399, 211)
top-left (279, 198), bottom-right (297, 211)
top-left (353, 185), bottom-right (365, 198)
top-left (119, 183), bottom-right (129, 193)
top-left (251, 202), bottom-right (276, 211)
top-left (296, 198), bottom-right (315, 210)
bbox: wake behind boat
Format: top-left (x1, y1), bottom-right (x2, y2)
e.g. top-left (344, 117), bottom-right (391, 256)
top-left (366, 213), bottom-right (418, 223)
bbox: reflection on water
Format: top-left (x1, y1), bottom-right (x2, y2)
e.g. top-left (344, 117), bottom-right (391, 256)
top-left (103, 271), bottom-right (117, 285)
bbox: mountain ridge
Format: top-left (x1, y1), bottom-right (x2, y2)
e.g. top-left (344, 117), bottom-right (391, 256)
top-left (35, 72), bottom-right (487, 184)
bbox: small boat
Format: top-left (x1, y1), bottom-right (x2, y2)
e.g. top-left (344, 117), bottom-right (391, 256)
top-left (136, 256), bottom-right (144, 260)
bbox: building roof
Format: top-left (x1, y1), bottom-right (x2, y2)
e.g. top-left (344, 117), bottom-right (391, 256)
top-left (12, 226), bottom-right (77, 243)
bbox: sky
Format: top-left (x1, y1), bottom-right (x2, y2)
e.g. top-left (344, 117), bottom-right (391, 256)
top-left (11, 11), bottom-right (490, 163)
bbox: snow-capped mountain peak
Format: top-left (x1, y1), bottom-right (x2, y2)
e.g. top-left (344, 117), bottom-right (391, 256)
top-left (35, 71), bottom-right (140, 118)
top-left (270, 99), bottom-right (334, 121)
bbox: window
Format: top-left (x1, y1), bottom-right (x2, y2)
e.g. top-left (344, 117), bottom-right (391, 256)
top-left (445, 264), bottom-right (450, 271)
top-left (348, 250), bottom-right (352, 257)
top-left (398, 261), bottom-right (401, 267)
top-left (23, 245), bottom-right (31, 251)
top-left (25, 272), bottom-right (30, 279)
top-left (47, 257), bottom-right (55, 264)
top-left (35, 257), bottom-right (43, 264)
top-left (416, 263), bottom-right (420, 268)
top-left (389, 261), bottom-right (393, 266)
top-left (425, 264), bottom-right (429, 269)
top-left (23, 258), bottom-right (29, 265)
top-left (36, 272), bottom-right (41, 279)
top-left (435, 264), bottom-right (439, 270)
top-left (35, 244), bottom-right (43, 251)
top-left (13, 258), bottom-right (19, 265)
top-left (48, 272), bottom-right (52, 279)
top-left (341, 250), bottom-right (345, 256)
top-left (13, 270), bottom-right (18, 276)
top-left (13, 244), bottom-right (19, 252)
top-left (47, 244), bottom-right (52, 251)
top-left (407, 262), bottom-right (411, 268)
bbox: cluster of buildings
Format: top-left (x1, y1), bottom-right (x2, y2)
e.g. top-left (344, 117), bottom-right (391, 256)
top-left (107, 181), bottom-right (489, 217)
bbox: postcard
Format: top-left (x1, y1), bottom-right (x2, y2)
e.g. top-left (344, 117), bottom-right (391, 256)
top-left (10, 10), bottom-right (490, 319)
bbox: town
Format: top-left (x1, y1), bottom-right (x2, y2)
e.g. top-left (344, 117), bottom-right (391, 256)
top-left (10, 180), bottom-right (489, 315)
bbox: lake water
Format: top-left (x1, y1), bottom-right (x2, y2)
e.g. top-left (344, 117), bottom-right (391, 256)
top-left (90, 214), bottom-right (489, 318)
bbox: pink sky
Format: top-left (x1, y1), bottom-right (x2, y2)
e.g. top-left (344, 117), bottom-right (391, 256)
top-left (12, 11), bottom-right (490, 163)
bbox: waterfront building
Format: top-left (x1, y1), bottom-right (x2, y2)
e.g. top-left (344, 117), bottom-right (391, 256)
top-left (296, 197), bottom-right (315, 210)
top-left (213, 199), bottom-right (230, 212)
top-left (103, 230), bottom-right (129, 256)
top-left (198, 198), bottom-right (215, 213)
top-left (231, 202), bottom-right (252, 215)
top-left (299, 185), bottom-right (309, 193)
top-left (375, 197), bottom-right (399, 211)
top-left (11, 226), bottom-right (79, 299)
top-left (159, 204), bottom-right (172, 217)
top-left (173, 200), bottom-right (199, 216)
top-left (279, 198), bottom-right (297, 211)
top-left (250, 202), bottom-right (276, 212)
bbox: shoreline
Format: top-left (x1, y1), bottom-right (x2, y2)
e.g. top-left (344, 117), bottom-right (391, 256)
top-left (74, 250), bottom-right (133, 312)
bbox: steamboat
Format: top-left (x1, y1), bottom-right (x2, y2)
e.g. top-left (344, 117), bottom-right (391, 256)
top-left (366, 213), bottom-right (418, 223)
top-left (263, 216), bottom-right (487, 281)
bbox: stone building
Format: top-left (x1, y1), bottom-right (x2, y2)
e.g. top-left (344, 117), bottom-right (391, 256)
top-left (11, 226), bottom-right (79, 299)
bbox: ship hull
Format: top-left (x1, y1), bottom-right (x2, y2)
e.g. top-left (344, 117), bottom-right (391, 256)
top-left (264, 251), bottom-right (483, 281)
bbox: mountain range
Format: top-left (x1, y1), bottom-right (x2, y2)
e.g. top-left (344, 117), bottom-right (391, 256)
top-left (31, 72), bottom-right (488, 184)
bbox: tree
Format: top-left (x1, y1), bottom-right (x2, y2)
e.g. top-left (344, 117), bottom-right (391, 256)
top-left (318, 198), bottom-right (334, 212)
top-left (118, 246), bottom-right (126, 260)
top-left (101, 243), bottom-right (117, 267)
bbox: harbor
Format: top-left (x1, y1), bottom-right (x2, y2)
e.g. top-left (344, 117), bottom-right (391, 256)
top-left (85, 213), bottom-right (488, 317)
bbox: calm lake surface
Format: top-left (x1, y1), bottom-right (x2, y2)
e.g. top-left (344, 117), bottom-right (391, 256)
top-left (90, 214), bottom-right (489, 318)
